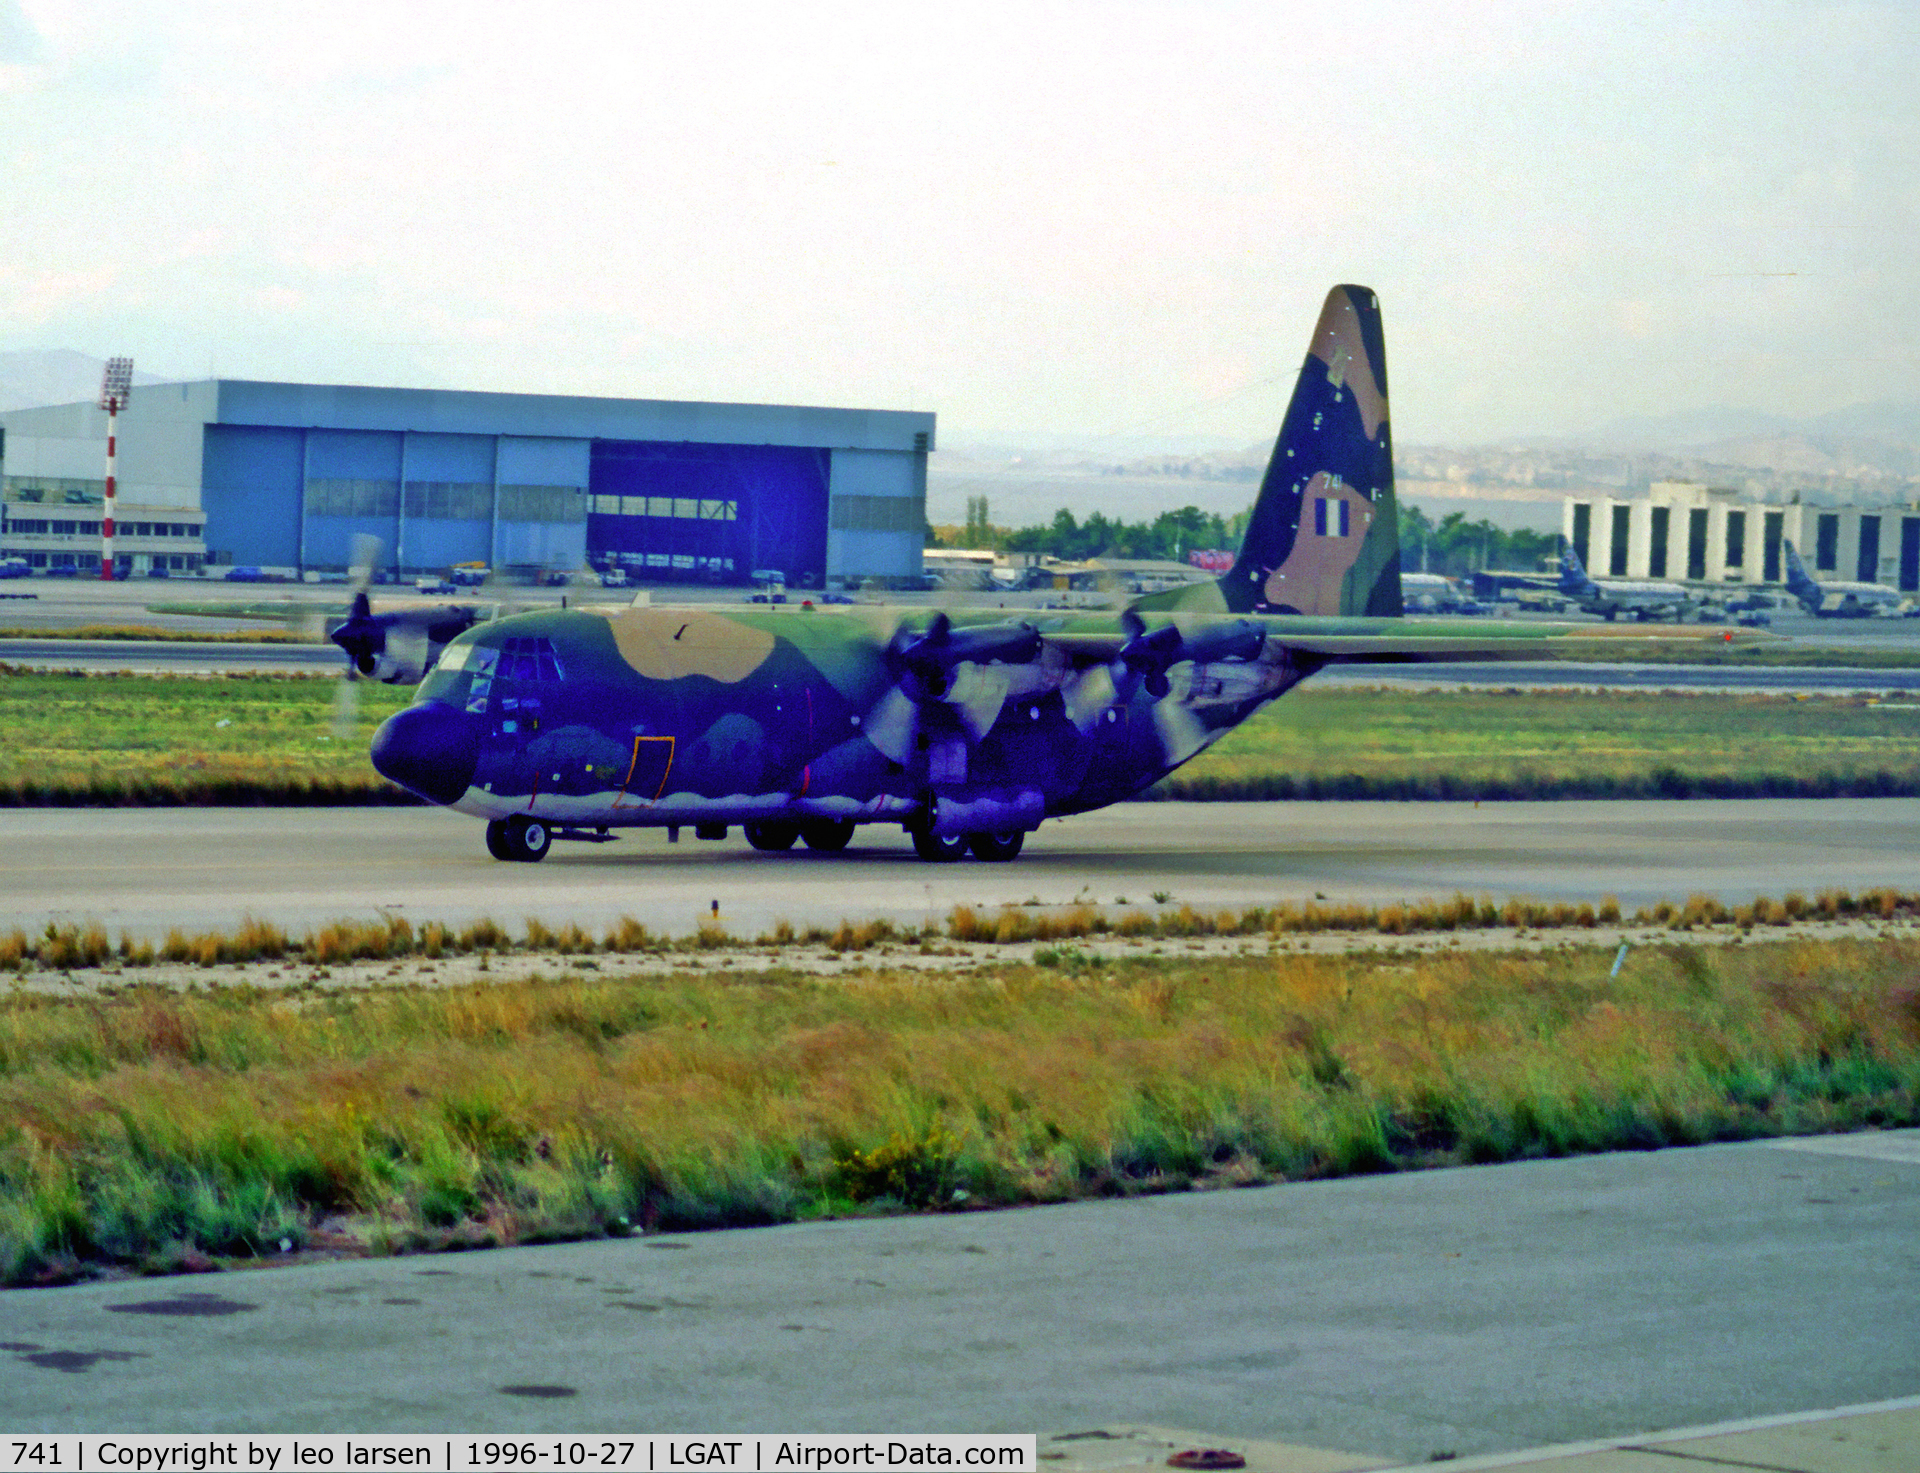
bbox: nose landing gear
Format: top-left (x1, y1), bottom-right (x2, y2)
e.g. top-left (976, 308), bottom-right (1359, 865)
top-left (486, 815), bottom-right (552, 862)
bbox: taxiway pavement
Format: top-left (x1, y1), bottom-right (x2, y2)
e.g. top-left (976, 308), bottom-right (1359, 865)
top-left (6, 798), bottom-right (1918, 942)
top-left (2, 1133), bottom-right (1914, 1459)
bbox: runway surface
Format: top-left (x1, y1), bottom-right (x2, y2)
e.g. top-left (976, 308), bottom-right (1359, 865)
top-left (0, 636), bottom-right (342, 672)
top-left (8, 798), bottom-right (1917, 940)
top-left (3, 1133), bottom-right (1914, 1455)
top-left (1315, 658), bottom-right (1920, 691)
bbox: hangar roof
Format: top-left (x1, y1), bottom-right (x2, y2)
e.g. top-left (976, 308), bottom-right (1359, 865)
top-left (5, 379), bottom-right (936, 455)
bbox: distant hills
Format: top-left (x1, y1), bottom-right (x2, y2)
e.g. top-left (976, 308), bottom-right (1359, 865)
top-left (1576, 401), bottom-right (1920, 453)
top-left (0, 350), bottom-right (171, 414)
top-left (6, 345), bottom-right (1917, 502)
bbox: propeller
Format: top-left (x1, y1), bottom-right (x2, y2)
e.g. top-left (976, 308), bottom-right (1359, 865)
top-left (1065, 612), bottom-right (1267, 733)
top-left (329, 534), bottom-right (387, 676)
top-left (1116, 610), bottom-right (1184, 699)
top-left (324, 535), bottom-right (385, 737)
top-left (318, 536), bottom-right (493, 739)
top-left (864, 614), bottom-right (1043, 766)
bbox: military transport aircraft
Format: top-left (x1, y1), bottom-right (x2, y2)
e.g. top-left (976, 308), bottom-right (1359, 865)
top-left (368, 285), bottom-right (1766, 863)
top-left (1783, 539), bottom-right (1909, 618)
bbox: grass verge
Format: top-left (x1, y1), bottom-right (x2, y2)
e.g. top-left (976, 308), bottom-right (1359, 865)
top-left (1147, 686), bottom-right (1920, 801)
top-left (8, 672), bottom-right (1920, 806)
top-left (0, 669), bottom-right (413, 806)
top-left (2, 935), bottom-right (1914, 1284)
top-left (4, 886), bottom-right (1912, 977)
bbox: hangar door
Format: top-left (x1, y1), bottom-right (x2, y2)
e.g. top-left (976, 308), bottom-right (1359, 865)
top-left (587, 441), bottom-right (829, 587)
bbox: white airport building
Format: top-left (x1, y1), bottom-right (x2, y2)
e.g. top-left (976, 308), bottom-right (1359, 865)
top-left (1563, 481), bottom-right (1920, 591)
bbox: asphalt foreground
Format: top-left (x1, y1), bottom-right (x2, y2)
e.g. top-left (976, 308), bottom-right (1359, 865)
top-left (10, 799), bottom-right (1920, 944)
top-left (1, 1131), bottom-right (1914, 1463)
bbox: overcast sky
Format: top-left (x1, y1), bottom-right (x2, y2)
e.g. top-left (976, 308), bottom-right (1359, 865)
top-left (2, 0), bottom-right (1915, 448)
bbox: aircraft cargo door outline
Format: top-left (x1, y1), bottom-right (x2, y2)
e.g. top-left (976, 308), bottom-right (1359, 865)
top-left (617, 735), bottom-right (675, 805)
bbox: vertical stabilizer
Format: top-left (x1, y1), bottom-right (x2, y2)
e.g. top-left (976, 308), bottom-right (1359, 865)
top-left (1782, 540), bottom-right (1823, 610)
top-left (1559, 544), bottom-right (1598, 595)
top-left (1222, 285), bottom-right (1401, 616)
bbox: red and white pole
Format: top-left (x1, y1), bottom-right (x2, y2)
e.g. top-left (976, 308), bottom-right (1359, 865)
top-left (99, 407), bottom-right (118, 579)
top-left (97, 357), bottom-right (133, 581)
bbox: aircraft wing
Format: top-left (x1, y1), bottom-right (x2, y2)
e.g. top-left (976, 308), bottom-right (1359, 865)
top-left (1251, 617), bottom-right (1778, 661)
top-left (1036, 614), bottom-right (1775, 667)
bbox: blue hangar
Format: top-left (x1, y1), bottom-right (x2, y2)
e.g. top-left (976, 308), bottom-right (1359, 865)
top-left (0, 379), bottom-right (934, 587)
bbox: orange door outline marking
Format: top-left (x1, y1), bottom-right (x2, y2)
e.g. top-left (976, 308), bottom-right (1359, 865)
top-left (617, 735), bottom-right (676, 805)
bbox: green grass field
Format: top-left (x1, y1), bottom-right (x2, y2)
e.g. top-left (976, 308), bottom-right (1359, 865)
top-left (2, 670), bottom-right (1915, 805)
top-left (0, 672), bottom-right (413, 805)
top-left (1151, 685), bottom-right (1920, 800)
top-left (2, 938), bottom-right (1913, 1283)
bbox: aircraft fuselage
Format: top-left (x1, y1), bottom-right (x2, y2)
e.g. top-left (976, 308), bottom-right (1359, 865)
top-left (374, 604), bottom-right (1303, 840)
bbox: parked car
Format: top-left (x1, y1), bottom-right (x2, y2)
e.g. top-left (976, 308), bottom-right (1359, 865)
top-left (414, 576), bottom-right (458, 595)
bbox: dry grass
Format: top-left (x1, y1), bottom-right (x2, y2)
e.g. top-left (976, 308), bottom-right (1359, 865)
top-left (1, 935), bottom-right (1914, 1285)
top-left (4, 886), bottom-right (1914, 979)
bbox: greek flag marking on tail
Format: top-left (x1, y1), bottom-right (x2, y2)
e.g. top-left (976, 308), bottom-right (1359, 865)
top-left (1216, 285), bottom-right (1401, 618)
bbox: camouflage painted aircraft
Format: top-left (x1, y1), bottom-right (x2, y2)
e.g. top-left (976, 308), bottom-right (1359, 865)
top-left (370, 285), bottom-right (1764, 862)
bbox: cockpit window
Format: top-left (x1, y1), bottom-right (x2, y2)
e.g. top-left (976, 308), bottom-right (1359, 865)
top-left (434, 642), bottom-right (477, 674)
top-left (502, 635), bottom-right (563, 683)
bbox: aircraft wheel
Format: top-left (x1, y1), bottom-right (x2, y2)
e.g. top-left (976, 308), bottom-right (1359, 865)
top-left (911, 828), bottom-right (969, 863)
top-left (968, 830), bottom-right (1025, 863)
top-left (744, 821), bottom-right (800, 852)
top-left (490, 814), bottom-right (551, 863)
top-left (485, 819), bottom-right (514, 860)
top-left (801, 818), bottom-right (856, 852)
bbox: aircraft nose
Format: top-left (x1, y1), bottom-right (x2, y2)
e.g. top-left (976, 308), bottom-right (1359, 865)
top-left (371, 700), bottom-right (482, 806)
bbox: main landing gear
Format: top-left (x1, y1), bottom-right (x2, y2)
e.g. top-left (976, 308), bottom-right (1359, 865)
top-left (743, 819), bottom-right (857, 853)
top-left (909, 828), bottom-right (1026, 863)
top-left (484, 816), bottom-right (1027, 864)
top-left (486, 815), bottom-right (551, 863)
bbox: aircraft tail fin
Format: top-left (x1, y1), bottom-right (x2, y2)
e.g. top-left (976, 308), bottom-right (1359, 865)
top-left (1559, 543), bottom-right (1596, 594)
top-left (1216, 285), bottom-right (1401, 617)
top-left (1783, 539), bottom-right (1823, 607)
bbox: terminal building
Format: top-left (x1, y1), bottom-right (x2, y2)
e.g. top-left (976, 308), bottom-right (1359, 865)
top-left (1564, 480), bottom-right (1920, 592)
top-left (0, 380), bottom-right (934, 587)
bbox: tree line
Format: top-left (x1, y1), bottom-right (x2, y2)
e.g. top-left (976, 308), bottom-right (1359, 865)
top-left (935, 495), bottom-right (1554, 575)
top-left (938, 497), bottom-right (1248, 563)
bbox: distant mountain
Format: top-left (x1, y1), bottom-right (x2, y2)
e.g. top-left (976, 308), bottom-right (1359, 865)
top-left (1578, 401), bottom-right (1920, 456)
top-left (0, 350), bottom-right (170, 414)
